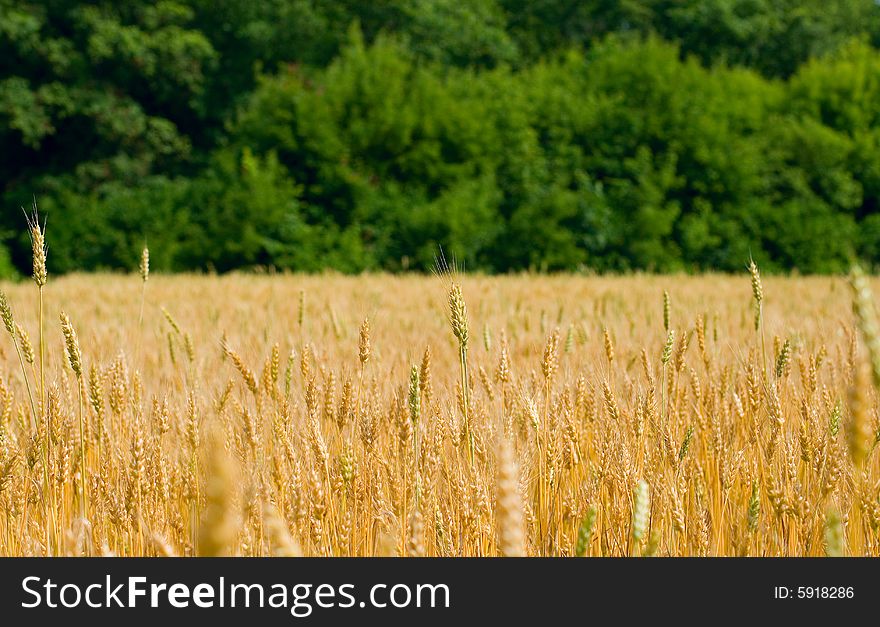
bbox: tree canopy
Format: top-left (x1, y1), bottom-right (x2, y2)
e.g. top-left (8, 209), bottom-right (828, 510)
top-left (3, 0), bottom-right (880, 275)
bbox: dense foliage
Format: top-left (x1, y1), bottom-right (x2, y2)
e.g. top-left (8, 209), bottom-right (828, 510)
top-left (3, 0), bottom-right (880, 275)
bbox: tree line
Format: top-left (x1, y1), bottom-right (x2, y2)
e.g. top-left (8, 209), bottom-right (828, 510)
top-left (3, 0), bottom-right (880, 275)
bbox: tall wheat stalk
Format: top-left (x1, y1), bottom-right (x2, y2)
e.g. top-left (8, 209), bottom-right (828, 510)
top-left (60, 311), bottom-right (87, 524)
top-left (26, 207), bottom-right (47, 411)
top-left (448, 282), bottom-right (473, 466)
top-left (749, 258), bottom-right (766, 378)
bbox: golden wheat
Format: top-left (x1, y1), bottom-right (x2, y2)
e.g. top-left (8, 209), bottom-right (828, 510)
top-left (0, 260), bottom-right (877, 556)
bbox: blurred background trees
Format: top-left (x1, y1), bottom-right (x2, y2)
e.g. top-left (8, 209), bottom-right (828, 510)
top-left (3, 0), bottom-right (880, 275)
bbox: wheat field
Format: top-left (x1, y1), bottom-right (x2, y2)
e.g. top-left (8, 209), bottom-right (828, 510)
top-left (0, 258), bottom-right (879, 556)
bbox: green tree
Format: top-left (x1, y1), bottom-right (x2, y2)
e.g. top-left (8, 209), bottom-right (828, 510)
top-left (0, 0), bottom-right (216, 267)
